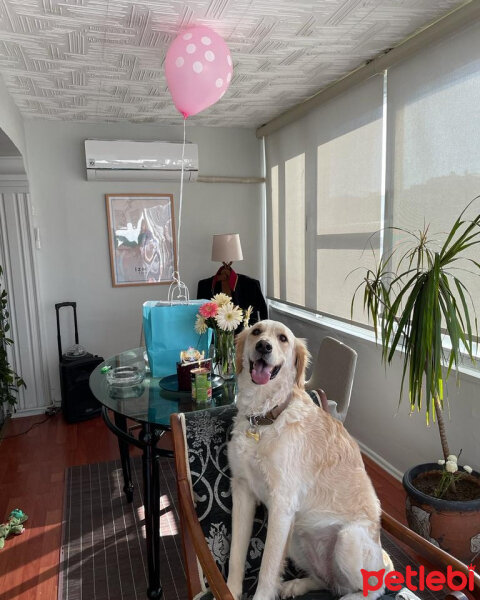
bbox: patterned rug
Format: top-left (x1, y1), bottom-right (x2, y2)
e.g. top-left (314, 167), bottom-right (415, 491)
top-left (58, 456), bottom-right (187, 600)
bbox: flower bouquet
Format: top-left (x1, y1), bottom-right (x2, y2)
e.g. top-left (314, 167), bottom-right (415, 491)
top-left (195, 294), bottom-right (252, 379)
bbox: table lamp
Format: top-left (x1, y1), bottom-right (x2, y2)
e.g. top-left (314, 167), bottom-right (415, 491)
top-left (211, 233), bottom-right (243, 295)
top-left (211, 233), bottom-right (243, 266)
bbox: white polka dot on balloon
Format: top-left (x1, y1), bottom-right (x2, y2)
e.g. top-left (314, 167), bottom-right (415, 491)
top-left (215, 78), bottom-right (223, 88)
top-left (183, 33), bottom-right (192, 40)
top-left (227, 54), bottom-right (232, 66)
top-left (205, 50), bottom-right (215, 62)
top-left (175, 56), bottom-right (184, 68)
top-left (201, 36), bottom-right (211, 45)
top-left (193, 61), bottom-right (203, 73)
top-left (186, 43), bottom-right (196, 54)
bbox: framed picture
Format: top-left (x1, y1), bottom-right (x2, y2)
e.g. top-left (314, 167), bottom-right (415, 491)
top-left (105, 193), bottom-right (177, 287)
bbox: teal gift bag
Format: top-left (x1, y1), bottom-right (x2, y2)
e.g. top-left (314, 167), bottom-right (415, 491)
top-left (143, 299), bottom-right (211, 378)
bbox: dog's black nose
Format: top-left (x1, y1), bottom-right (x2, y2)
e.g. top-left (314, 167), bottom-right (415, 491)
top-left (255, 339), bottom-right (272, 355)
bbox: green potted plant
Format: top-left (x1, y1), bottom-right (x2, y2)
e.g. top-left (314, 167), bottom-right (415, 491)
top-left (352, 199), bottom-right (480, 562)
top-left (0, 265), bottom-right (26, 427)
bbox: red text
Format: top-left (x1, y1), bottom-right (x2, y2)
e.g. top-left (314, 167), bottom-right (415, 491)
top-left (361, 564), bottom-right (476, 596)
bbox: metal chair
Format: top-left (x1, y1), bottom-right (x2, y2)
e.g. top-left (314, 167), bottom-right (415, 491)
top-left (305, 336), bottom-right (357, 422)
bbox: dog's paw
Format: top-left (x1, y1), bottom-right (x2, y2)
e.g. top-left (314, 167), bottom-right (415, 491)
top-left (279, 577), bottom-right (320, 599)
top-left (280, 579), bottom-right (302, 599)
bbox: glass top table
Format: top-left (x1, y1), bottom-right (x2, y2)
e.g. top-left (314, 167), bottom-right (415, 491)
top-left (89, 346), bottom-right (236, 427)
top-left (89, 346), bottom-right (236, 599)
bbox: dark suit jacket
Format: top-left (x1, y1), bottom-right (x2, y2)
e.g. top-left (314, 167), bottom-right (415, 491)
top-left (197, 274), bottom-right (268, 325)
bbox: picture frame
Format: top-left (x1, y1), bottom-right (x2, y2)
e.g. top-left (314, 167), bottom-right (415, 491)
top-left (105, 193), bottom-right (177, 287)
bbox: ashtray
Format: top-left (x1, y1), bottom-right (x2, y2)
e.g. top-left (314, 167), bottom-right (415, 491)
top-left (106, 366), bottom-right (145, 387)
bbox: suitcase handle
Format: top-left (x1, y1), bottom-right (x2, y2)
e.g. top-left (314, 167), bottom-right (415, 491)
top-left (55, 302), bottom-right (77, 310)
top-left (55, 302), bottom-right (79, 361)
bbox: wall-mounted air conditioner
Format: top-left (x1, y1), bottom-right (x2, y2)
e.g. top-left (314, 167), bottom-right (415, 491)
top-left (85, 140), bottom-right (199, 181)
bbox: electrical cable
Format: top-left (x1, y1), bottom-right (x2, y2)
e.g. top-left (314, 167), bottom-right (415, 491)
top-left (0, 415), bottom-right (56, 440)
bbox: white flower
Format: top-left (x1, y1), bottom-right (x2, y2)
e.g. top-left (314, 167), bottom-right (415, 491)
top-left (445, 460), bottom-right (458, 474)
top-left (464, 465), bottom-right (473, 474)
top-left (194, 314), bottom-right (207, 334)
top-left (212, 293), bottom-right (231, 307)
top-left (437, 459), bottom-right (445, 465)
top-left (447, 454), bottom-right (457, 463)
top-left (215, 302), bottom-right (243, 331)
top-left (243, 305), bottom-right (253, 327)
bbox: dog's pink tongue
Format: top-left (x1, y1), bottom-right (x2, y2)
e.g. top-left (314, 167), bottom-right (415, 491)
top-left (251, 360), bottom-right (273, 385)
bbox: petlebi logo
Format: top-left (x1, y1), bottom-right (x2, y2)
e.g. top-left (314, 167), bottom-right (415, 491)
top-left (361, 564), bottom-right (477, 596)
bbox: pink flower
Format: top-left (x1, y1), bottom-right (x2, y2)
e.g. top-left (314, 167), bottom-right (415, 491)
top-left (199, 302), bottom-right (218, 318)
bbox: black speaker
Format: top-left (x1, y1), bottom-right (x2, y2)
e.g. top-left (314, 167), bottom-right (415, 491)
top-left (59, 354), bottom-right (103, 423)
top-left (55, 302), bottom-right (104, 423)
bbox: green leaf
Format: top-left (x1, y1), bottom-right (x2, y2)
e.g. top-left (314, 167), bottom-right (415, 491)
top-left (0, 264), bottom-right (25, 405)
top-left (349, 197), bottom-right (480, 444)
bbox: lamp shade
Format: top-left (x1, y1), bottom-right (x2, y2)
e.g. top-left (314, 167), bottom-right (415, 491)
top-left (211, 233), bottom-right (243, 263)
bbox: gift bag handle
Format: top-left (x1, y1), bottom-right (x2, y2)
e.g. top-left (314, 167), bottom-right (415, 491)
top-left (168, 271), bottom-right (190, 304)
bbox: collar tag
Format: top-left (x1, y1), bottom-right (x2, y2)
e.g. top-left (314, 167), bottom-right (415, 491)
top-left (246, 427), bottom-right (260, 442)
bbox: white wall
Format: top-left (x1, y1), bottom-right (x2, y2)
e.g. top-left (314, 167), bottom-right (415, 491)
top-left (0, 130), bottom-right (22, 157)
top-left (0, 76), bottom-right (26, 160)
top-left (270, 307), bottom-right (480, 476)
top-left (24, 120), bottom-right (262, 407)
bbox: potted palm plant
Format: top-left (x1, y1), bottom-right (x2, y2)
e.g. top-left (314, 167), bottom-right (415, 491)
top-left (0, 265), bottom-right (25, 428)
top-left (352, 199), bottom-right (480, 562)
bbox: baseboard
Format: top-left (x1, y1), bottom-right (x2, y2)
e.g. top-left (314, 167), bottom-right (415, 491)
top-left (357, 438), bottom-right (403, 482)
top-left (11, 406), bottom-right (57, 418)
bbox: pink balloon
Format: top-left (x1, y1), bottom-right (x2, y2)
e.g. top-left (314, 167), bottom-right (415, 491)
top-left (165, 25), bottom-right (233, 118)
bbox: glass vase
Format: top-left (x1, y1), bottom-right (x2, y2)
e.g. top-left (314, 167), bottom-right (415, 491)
top-left (213, 330), bottom-right (236, 380)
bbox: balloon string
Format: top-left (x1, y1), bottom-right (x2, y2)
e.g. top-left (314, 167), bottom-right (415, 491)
top-left (176, 116), bottom-right (186, 278)
top-left (168, 117), bottom-right (188, 302)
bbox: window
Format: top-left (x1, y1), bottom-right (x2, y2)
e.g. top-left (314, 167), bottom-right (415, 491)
top-left (387, 22), bottom-right (480, 318)
top-left (266, 21), bottom-right (480, 332)
top-left (270, 165), bottom-right (280, 299)
top-left (285, 153), bottom-right (305, 306)
top-left (266, 75), bottom-right (383, 325)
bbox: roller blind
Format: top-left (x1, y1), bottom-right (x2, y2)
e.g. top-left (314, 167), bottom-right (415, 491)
top-left (266, 20), bottom-right (480, 334)
top-left (266, 75), bottom-right (384, 324)
top-left (387, 21), bottom-right (480, 321)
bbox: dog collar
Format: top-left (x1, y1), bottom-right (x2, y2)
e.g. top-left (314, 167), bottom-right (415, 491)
top-left (245, 397), bottom-right (291, 442)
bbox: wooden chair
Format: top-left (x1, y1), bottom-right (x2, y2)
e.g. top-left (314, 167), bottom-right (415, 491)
top-left (171, 405), bottom-right (480, 600)
top-left (305, 336), bottom-right (357, 422)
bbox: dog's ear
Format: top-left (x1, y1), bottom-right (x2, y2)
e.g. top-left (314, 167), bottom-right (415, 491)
top-left (235, 328), bottom-right (249, 374)
top-left (294, 338), bottom-right (311, 388)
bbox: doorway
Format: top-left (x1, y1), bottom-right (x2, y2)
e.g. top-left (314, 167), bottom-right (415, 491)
top-left (0, 128), bottom-right (49, 416)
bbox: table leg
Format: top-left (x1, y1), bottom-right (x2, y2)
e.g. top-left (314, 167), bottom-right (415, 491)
top-left (140, 423), bottom-right (162, 599)
top-left (113, 412), bottom-right (134, 503)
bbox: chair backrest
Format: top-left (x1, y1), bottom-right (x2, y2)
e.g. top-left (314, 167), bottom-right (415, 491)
top-left (176, 405), bottom-right (301, 599)
top-left (305, 336), bottom-right (357, 422)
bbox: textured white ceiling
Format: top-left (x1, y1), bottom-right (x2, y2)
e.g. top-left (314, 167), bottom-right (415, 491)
top-left (0, 0), bottom-right (466, 127)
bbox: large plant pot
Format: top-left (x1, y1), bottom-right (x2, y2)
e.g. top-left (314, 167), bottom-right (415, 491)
top-left (403, 463), bottom-right (480, 562)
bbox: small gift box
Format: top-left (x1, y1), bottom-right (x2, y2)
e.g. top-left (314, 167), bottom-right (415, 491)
top-left (176, 347), bottom-right (212, 391)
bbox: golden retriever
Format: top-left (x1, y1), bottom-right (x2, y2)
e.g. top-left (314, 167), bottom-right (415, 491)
top-left (226, 320), bottom-right (392, 600)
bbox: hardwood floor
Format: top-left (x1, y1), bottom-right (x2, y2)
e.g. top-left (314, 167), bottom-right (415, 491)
top-left (0, 412), bottom-right (406, 600)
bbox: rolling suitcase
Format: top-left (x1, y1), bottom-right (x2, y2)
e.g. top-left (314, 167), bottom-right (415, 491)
top-left (55, 302), bottom-right (104, 423)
